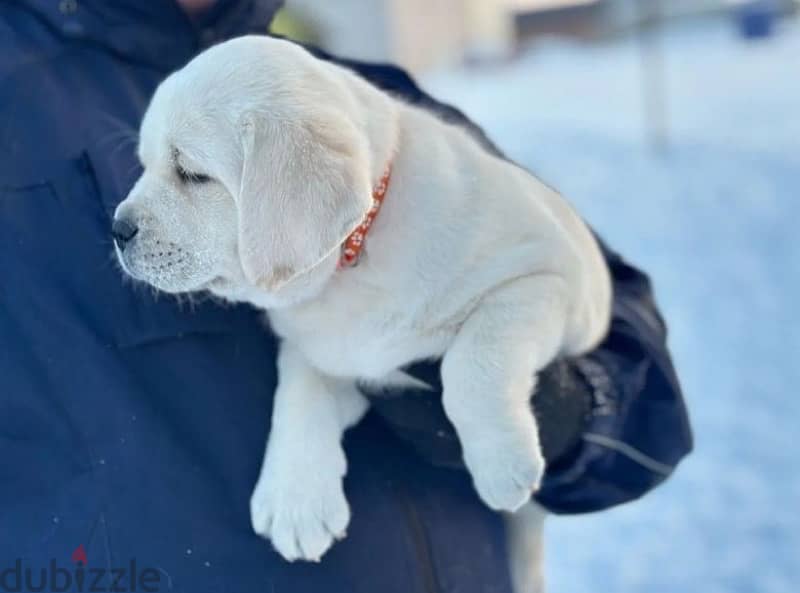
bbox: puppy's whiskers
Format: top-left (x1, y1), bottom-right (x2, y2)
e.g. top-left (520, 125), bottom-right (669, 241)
top-left (95, 111), bottom-right (140, 151)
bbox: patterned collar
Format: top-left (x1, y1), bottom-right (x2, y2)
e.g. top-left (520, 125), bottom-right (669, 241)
top-left (339, 165), bottom-right (393, 268)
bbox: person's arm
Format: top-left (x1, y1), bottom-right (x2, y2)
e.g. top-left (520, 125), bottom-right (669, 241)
top-left (307, 49), bottom-right (693, 514)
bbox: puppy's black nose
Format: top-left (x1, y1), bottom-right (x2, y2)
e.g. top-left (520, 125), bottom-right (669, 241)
top-left (112, 218), bottom-right (138, 250)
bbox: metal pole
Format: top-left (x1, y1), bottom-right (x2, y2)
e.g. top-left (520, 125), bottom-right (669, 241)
top-left (636, 0), bottom-right (669, 152)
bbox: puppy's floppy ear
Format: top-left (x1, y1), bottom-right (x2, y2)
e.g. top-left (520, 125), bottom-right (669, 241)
top-left (236, 110), bottom-right (372, 291)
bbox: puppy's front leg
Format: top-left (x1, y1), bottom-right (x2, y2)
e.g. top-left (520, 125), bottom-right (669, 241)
top-left (251, 342), bottom-right (369, 561)
top-left (442, 274), bottom-right (569, 512)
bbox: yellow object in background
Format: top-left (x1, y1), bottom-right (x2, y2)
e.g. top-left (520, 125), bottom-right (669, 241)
top-left (268, 7), bottom-right (319, 45)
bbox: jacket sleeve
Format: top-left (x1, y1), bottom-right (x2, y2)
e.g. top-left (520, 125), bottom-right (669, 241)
top-left (531, 239), bottom-right (694, 513)
top-left (309, 50), bottom-right (693, 514)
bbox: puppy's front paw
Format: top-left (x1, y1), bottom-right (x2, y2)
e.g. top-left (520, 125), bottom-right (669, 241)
top-left (463, 422), bottom-right (545, 513)
top-left (250, 466), bottom-right (350, 562)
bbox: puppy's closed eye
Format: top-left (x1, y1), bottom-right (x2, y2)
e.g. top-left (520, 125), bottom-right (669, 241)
top-left (176, 164), bottom-right (212, 184)
top-left (171, 147), bottom-right (212, 185)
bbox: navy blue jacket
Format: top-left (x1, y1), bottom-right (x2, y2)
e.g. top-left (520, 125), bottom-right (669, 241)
top-left (0, 1), bottom-right (692, 592)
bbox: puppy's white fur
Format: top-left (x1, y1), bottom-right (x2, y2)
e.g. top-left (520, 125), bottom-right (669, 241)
top-left (114, 36), bottom-right (611, 588)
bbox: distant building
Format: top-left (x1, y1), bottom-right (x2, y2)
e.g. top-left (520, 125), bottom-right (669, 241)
top-left (284, 0), bottom-right (791, 72)
top-left (287, 0), bottom-right (513, 72)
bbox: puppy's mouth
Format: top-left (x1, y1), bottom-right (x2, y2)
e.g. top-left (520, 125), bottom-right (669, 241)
top-left (115, 243), bottom-right (213, 295)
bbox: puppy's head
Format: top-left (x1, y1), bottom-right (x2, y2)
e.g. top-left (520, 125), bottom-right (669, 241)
top-left (113, 36), bottom-right (374, 306)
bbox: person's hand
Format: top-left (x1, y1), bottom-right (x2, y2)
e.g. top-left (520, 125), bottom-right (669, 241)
top-left (366, 358), bottom-right (593, 471)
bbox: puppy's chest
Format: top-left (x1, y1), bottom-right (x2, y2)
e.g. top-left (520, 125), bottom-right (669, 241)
top-left (269, 293), bottom-right (455, 380)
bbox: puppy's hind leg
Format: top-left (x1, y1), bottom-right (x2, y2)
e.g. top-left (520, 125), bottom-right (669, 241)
top-left (507, 502), bottom-right (547, 593)
top-left (441, 274), bottom-right (569, 512)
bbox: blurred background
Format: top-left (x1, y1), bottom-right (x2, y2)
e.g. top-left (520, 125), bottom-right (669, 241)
top-left (275, 1), bottom-right (800, 592)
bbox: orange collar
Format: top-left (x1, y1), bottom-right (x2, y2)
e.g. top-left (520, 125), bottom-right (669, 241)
top-left (339, 164), bottom-right (392, 268)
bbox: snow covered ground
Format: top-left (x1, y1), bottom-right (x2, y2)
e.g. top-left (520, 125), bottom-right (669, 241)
top-left (424, 15), bottom-right (800, 593)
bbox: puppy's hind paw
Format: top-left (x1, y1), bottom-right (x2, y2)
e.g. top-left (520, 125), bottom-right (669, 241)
top-left (464, 427), bottom-right (545, 513)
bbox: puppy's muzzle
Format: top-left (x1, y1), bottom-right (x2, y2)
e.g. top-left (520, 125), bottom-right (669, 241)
top-left (112, 217), bottom-right (139, 251)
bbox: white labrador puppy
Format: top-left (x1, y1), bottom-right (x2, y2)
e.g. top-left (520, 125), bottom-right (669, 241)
top-left (113, 35), bottom-right (611, 587)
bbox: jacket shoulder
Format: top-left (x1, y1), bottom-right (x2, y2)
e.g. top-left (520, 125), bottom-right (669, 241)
top-left (0, 3), bottom-right (67, 82)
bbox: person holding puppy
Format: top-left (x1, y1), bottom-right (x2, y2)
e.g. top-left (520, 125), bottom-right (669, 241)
top-left (0, 1), bottom-right (692, 592)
